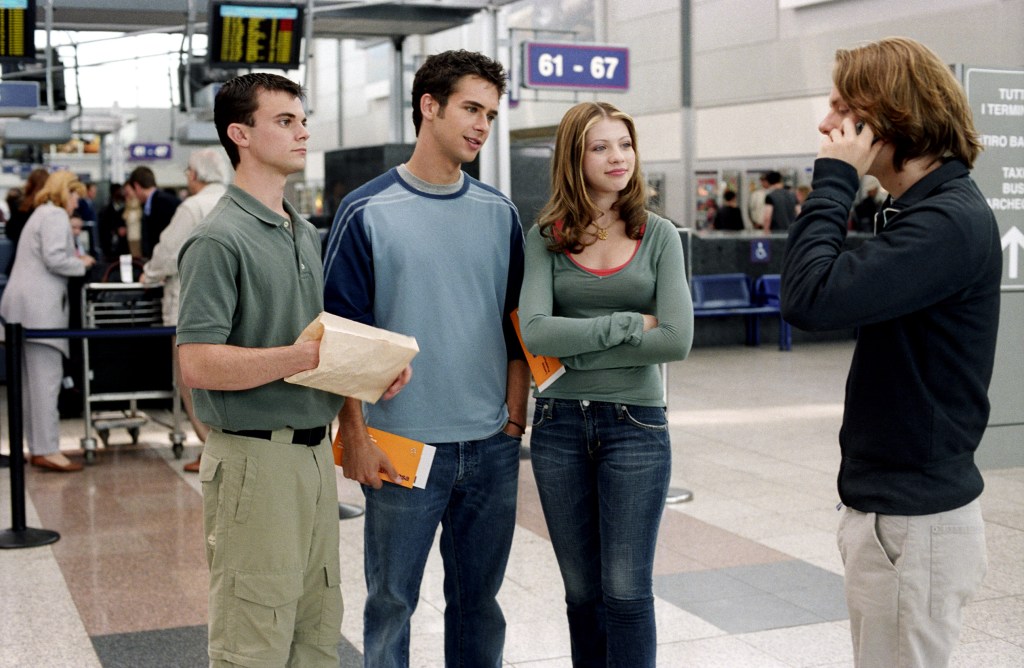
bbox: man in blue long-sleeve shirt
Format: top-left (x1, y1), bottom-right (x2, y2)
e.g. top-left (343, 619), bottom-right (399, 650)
top-left (322, 50), bottom-right (529, 667)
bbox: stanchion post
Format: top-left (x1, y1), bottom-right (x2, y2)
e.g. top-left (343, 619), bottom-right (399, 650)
top-left (662, 362), bottom-right (694, 505)
top-left (0, 321), bottom-right (60, 549)
top-left (7, 322), bottom-right (27, 530)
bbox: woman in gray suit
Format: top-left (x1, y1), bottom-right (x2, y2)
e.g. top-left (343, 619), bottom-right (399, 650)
top-left (1, 170), bottom-right (96, 471)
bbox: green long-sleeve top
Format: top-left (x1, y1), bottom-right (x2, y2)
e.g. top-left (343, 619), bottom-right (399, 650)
top-left (519, 212), bottom-right (693, 406)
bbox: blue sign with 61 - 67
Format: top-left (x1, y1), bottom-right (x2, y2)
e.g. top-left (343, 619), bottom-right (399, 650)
top-left (523, 42), bottom-right (629, 92)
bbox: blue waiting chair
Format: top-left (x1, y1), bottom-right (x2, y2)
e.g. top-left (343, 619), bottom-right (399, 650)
top-left (752, 274), bottom-right (792, 351)
top-left (691, 273), bottom-right (791, 350)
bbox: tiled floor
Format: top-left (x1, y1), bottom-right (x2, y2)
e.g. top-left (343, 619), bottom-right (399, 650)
top-left (1, 341), bottom-right (1022, 667)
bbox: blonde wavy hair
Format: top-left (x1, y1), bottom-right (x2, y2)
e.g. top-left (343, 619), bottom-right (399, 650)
top-left (33, 170), bottom-right (86, 209)
top-left (537, 101), bottom-right (647, 254)
top-left (833, 37), bottom-right (982, 170)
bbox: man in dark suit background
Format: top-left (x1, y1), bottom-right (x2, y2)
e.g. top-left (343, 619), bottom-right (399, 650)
top-left (125, 166), bottom-right (181, 259)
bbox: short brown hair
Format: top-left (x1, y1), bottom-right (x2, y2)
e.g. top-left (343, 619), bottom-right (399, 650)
top-left (214, 73), bottom-right (305, 168)
top-left (537, 101), bottom-right (647, 254)
top-left (126, 165), bottom-right (156, 189)
top-left (833, 37), bottom-right (982, 170)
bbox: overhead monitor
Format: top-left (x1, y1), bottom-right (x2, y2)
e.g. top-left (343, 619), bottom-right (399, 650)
top-left (0, 0), bottom-right (35, 62)
top-left (207, 1), bottom-right (304, 71)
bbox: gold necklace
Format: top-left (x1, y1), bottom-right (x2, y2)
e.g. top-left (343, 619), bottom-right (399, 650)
top-left (592, 211), bottom-right (615, 240)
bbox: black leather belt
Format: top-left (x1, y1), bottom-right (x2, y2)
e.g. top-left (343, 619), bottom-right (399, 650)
top-left (223, 426), bottom-right (327, 447)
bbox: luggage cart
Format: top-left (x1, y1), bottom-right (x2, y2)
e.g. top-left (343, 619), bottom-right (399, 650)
top-left (79, 282), bottom-right (185, 463)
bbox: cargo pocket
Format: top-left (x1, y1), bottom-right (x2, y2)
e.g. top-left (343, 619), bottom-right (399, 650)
top-left (198, 453), bottom-right (222, 484)
top-left (198, 454), bottom-right (223, 566)
top-left (229, 569), bottom-right (304, 659)
top-left (318, 564), bottom-right (344, 645)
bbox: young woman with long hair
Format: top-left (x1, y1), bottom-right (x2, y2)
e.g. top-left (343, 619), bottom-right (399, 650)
top-left (518, 101), bottom-right (694, 667)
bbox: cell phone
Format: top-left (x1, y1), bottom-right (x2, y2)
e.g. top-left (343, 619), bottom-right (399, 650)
top-left (856, 121), bottom-right (882, 144)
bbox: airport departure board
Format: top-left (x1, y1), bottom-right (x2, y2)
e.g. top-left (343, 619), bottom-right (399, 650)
top-left (0, 0), bottom-right (34, 61)
top-left (208, 2), bottom-right (303, 70)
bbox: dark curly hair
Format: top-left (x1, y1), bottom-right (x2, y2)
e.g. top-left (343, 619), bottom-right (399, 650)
top-left (411, 50), bottom-right (507, 136)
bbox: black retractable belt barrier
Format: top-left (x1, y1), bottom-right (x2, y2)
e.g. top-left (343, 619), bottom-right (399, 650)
top-left (0, 323), bottom-right (177, 549)
top-left (0, 321), bottom-right (365, 535)
top-left (0, 322), bottom-right (60, 549)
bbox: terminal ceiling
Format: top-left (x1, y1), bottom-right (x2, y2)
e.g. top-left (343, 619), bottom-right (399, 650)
top-left (39, 0), bottom-right (520, 39)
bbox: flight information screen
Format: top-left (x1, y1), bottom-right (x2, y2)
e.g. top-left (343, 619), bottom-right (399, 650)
top-left (0, 0), bottom-right (34, 61)
top-left (208, 2), bottom-right (303, 70)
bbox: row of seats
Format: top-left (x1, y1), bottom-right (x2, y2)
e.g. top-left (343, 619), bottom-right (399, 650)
top-left (690, 272), bottom-right (793, 351)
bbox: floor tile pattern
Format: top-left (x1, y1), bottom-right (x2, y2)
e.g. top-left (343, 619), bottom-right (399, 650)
top-left (1, 341), bottom-right (1022, 667)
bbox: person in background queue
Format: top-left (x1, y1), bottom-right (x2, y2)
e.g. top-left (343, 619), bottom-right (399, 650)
top-left (143, 147), bottom-right (231, 473)
top-left (0, 170), bottom-right (96, 472)
top-left (4, 167), bottom-right (50, 272)
top-left (713, 189), bottom-right (745, 231)
top-left (761, 170), bottom-right (797, 233)
top-left (125, 165), bottom-right (180, 259)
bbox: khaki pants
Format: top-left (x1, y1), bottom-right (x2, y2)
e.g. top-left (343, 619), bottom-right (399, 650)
top-left (200, 429), bottom-right (342, 667)
top-left (838, 499), bottom-right (986, 668)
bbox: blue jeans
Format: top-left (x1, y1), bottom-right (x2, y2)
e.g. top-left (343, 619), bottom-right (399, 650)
top-left (530, 398), bottom-right (671, 668)
top-left (361, 430), bottom-right (521, 668)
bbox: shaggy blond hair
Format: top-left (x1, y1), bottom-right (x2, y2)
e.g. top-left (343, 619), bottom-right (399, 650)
top-left (833, 37), bottom-right (982, 170)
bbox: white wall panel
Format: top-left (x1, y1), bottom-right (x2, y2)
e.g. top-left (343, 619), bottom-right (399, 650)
top-left (635, 111), bottom-right (684, 162)
top-left (695, 95), bottom-right (829, 160)
top-left (607, 7), bottom-right (682, 115)
top-left (609, 0), bottom-right (678, 20)
top-left (693, 0), bottom-right (778, 52)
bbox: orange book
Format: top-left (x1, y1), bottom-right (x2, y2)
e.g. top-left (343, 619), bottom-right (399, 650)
top-left (510, 308), bottom-right (565, 392)
top-left (333, 428), bottom-right (436, 489)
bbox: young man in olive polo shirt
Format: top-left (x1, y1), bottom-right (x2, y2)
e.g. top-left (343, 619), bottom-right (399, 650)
top-left (177, 73), bottom-right (408, 667)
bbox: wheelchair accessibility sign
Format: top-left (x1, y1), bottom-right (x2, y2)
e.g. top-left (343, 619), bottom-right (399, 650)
top-left (750, 240), bottom-right (771, 264)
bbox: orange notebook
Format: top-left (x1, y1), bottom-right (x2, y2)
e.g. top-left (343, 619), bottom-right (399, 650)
top-left (510, 308), bottom-right (565, 392)
top-left (333, 427), bottom-right (435, 489)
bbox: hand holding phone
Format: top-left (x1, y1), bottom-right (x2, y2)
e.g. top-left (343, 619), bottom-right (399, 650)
top-left (819, 118), bottom-right (884, 176)
top-left (855, 120), bottom-right (880, 144)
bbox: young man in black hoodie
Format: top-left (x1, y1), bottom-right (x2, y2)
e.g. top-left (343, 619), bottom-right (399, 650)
top-left (780, 37), bottom-right (1001, 667)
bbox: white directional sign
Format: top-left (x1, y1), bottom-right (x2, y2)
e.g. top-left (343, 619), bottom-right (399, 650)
top-left (965, 67), bottom-right (1024, 288)
top-left (965, 66), bottom-right (1024, 458)
top-left (1002, 227), bottom-right (1024, 279)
